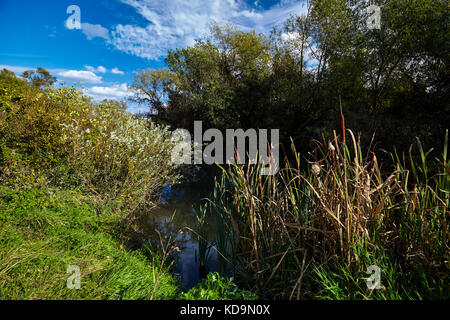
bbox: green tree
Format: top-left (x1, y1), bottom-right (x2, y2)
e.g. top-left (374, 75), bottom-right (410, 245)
top-left (129, 0), bottom-right (449, 157)
top-left (22, 67), bottom-right (56, 88)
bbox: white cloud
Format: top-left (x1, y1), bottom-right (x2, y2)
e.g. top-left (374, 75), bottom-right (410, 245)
top-left (110, 0), bottom-right (308, 60)
top-left (87, 83), bottom-right (132, 101)
top-left (81, 23), bottom-right (110, 40)
top-left (85, 65), bottom-right (107, 73)
top-left (85, 66), bottom-right (125, 75)
top-left (111, 67), bottom-right (125, 75)
top-left (58, 70), bottom-right (103, 84)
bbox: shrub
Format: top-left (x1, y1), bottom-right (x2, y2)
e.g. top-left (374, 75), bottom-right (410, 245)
top-left (0, 72), bottom-right (180, 211)
top-left (58, 98), bottom-right (180, 211)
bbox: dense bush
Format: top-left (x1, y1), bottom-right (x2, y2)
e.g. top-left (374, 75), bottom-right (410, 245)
top-left (0, 70), bottom-right (180, 211)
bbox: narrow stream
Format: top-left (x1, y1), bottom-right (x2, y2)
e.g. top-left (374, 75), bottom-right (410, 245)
top-left (137, 183), bottom-right (232, 290)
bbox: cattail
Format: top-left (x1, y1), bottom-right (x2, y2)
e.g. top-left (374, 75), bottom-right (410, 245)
top-left (328, 141), bottom-right (336, 152)
top-left (364, 173), bottom-right (371, 207)
top-left (339, 96), bottom-right (346, 144)
top-left (329, 141), bottom-right (337, 167)
top-left (234, 147), bottom-right (241, 163)
top-left (311, 163), bottom-right (321, 176)
top-left (340, 113), bottom-right (346, 144)
top-left (259, 176), bottom-right (263, 196)
top-left (366, 152), bottom-right (376, 173)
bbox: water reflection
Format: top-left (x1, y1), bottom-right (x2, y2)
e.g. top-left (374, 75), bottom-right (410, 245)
top-left (140, 183), bottom-right (232, 290)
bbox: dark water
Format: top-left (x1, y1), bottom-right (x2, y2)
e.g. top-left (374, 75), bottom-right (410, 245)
top-left (139, 183), bottom-right (232, 290)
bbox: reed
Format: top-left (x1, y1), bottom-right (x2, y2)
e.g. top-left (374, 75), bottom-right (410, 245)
top-left (193, 204), bottom-right (212, 273)
top-left (201, 128), bottom-right (449, 299)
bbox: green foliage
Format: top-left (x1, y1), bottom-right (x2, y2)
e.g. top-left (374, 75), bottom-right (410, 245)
top-left (314, 237), bottom-right (447, 300)
top-left (131, 24), bottom-right (275, 131)
top-left (0, 70), bottom-right (180, 211)
top-left (180, 272), bottom-right (258, 300)
top-left (22, 67), bottom-right (56, 88)
top-left (129, 0), bottom-right (449, 159)
top-left (0, 184), bottom-right (56, 214)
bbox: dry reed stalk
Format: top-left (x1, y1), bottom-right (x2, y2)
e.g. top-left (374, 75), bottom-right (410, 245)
top-left (339, 96), bottom-right (346, 145)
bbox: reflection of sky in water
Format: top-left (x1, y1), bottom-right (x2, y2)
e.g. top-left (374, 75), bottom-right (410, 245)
top-left (146, 185), bottom-right (232, 290)
top-left (174, 234), bottom-right (225, 290)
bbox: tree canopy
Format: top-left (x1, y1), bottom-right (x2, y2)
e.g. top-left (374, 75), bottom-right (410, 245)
top-left (22, 67), bottom-right (57, 88)
top-left (129, 0), bottom-right (449, 156)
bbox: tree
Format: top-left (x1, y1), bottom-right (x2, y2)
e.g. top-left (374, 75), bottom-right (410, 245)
top-left (128, 0), bottom-right (449, 158)
top-left (1, 69), bottom-right (16, 77)
top-left (22, 67), bottom-right (56, 88)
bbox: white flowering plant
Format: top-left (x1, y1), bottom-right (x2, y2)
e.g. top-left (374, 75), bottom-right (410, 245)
top-left (58, 96), bottom-right (180, 211)
top-left (1, 77), bottom-right (181, 211)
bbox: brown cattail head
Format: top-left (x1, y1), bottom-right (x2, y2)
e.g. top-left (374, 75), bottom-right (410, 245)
top-left (340, 113), bottom-right (346, 145)
top-left (259, 176), bottom-right (263, 196)
top-left (234, 147), bottom-right (240, 163)
top-left (339, 95), bottom-right (346, 144)
top-left (366, 152), bottom-right (376, 173)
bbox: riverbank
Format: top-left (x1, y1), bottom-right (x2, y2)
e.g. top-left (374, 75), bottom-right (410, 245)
top-left (0, 184), bottom-right (257, 300)
top-left (0, 185), bottom-right (182, 299)
top-left (0, 71), bottom-right (258, 300)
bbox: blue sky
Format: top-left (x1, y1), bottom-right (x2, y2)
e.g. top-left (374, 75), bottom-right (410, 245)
top-left (0, 0), bottom-right (307, 113)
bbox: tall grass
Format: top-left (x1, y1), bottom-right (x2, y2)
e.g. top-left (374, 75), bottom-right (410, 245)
top-left (202, 128), bottom-right (449, 299)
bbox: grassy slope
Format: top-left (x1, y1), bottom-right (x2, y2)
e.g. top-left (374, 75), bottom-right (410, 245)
top-left (0, 186), bottom-right (181, 300)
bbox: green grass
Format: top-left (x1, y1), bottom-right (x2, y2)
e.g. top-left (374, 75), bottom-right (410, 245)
top-left (181, 272), bottom-right (258, 300)
top-left (0, 186), bottom-right (181, 300)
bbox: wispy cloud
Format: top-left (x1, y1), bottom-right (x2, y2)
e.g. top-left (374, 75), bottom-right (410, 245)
top-left (111, 67), bottom-right (125, 75)
top-left (85, 65), bottom-right (108, 73)
top-left (85, 65), bottom-right (125, 75)
top-left (62, 1), bottom-right (307, 60)
top-left (109, 0), bottom-right (307, 60)
top-left (81, 22), bottom-right (110, 40)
